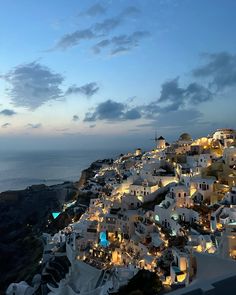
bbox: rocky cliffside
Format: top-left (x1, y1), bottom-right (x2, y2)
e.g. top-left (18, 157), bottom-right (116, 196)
top-left (0, 159), bottom-right (108, 294)
top-left (0, 182), bottom-right (78, 294)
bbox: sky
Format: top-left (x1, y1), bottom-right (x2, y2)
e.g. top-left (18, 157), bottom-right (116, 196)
top-left (0, 0), bottom-right (236, 151)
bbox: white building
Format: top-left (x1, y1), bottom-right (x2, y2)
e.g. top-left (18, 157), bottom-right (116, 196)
top-left (190, 177), bottom-right (216, 202)
top-left (223, 146), bottom-right (236, 168)
top-left (212, 128), bottom-right (236, 147)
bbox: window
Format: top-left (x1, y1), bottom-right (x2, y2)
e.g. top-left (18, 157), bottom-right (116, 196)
top-left (201, 183), bottom-right (209, 191)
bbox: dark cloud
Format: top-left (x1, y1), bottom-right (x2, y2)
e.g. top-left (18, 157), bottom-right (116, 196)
top-left (26, 123), bottom-right (42, 129)
top-left (94, 18), bottom-right (121, 34)
top-left (84, 100), bottom-right (124, 121)
top-left (158, 77), bottom-right (185, 110)
top-left (55, 29), bottom-right (95, 50)
top-left (1, 62), bottom-right (64, 109)
top-left (82, 51), bottom-right (233, 129)
top-left (0, 109), bottom-right (17, 116)
top-left (92, 39), bottom-right (110, 54)
top-left (93, 31), bottom-right (150, 55)
top-left (83, 112), bottom-right (97, 122)
top-left (84, 99), bottom-right (141, 122)
top-left (111, 31), bottom-right (150, 55)
top-left (93, 6), bottom-right (140, 34)
top-left (1, 123), bottom-right (11, 128)
top-left (152, 77), bottom-right (213, 113)
top-left (85, 3), bottom-right (106, 16)
top-left (72, 115), bottom-right (79, 121)
top-left (123, 108), bottom-right (141, 120)
top-left (110, 46), bottom-right (130, 56)
top-left (55, 6), bottom-right (142, 51)
top-left (120, 6), bottom-right (140, 17)
top-left (193, 52), bottom-right (236, 90)
top-left (66, 82), bottom-right (99, 97)
top-left (89, 124), bottom-right (96, 128)
top-left (185, 83), bottom-right (212, 104)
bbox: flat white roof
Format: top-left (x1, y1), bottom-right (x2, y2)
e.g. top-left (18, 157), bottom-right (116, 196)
top-left (169, 253), bottom-right (236, 295)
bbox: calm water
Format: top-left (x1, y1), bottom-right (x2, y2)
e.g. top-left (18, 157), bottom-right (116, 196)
top-left (0, 149), bottom-right (121, 192)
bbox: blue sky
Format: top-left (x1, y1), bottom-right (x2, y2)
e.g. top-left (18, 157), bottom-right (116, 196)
top-left (0, 0), bottom-right (236, 150)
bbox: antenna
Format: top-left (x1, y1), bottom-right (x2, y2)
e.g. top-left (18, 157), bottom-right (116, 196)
top-left (155, 130), bottom-right (157, 142)
top-left (150, 130), bottom-right (158, 142)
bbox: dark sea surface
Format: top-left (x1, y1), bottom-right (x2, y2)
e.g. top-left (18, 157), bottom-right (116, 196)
top-left (0, 149), bottom-right (122, 192)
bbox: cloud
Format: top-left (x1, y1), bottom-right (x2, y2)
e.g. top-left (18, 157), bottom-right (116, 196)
top-left (84, 99), bottom-right (141, 122)
top-left (1, 62), bottom-right (64, 109)
top-left (27, 123), bottom-right (42, 129)
top-left (120, 6), bottom-right (140, 17)
top-left (55, 29), bottom-right (95, 50)
top-left (193, 52), bottom-right (236, 90)
top-left (158, 77), bottom-right (185, 110)
top-left (1, 123), bottom-right (11, 128)
top-left (92, 39), bottom-right (110, 54)
top-left (84, 100), bottom-right (124, 121)
top-left (54, 6), bottom-right (141, 51)
top-left (80, 51), bottom-right (233, 129)
top-left (93, 18), bottom-right (122, 35)
top-left (150, 77), bottom-right (213, 113)
top-left (0, 109), bottom-right (17, 116)
top-left (85, 3), bottom-right (106, 16)
top-left (66, 82), bottom-right (99, 97)
top-left (93, 31), bottom-right (149, 55)
top-left (123, 108), bottom-right (141, 120)
top-left (89, 124), bottom-right (96, 128)
top-left (93, 6), bottom-right (140, 34)
top-left (72, 115), bottom-right (79, 121)
top-left (137, 109), bottom-right (203, 129)
top-left (155, 109), bottom-right (203, 128)
top-left (185, 83), bottom-right (212, 104)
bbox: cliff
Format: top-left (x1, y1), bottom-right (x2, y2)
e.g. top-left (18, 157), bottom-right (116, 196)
top-left (0, 158), bottom-right (108, 294)
top-left (0, 181), bottom-right (78, 294)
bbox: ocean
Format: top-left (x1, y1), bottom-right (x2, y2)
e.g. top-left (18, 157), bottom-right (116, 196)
top-left (0, 149), bottom-right (122, 192)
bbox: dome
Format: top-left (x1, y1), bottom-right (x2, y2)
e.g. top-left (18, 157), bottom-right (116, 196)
top-left (179, 133), bottom-right (192, 141)
top-left (158, 136), bottom-right (165, 140)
